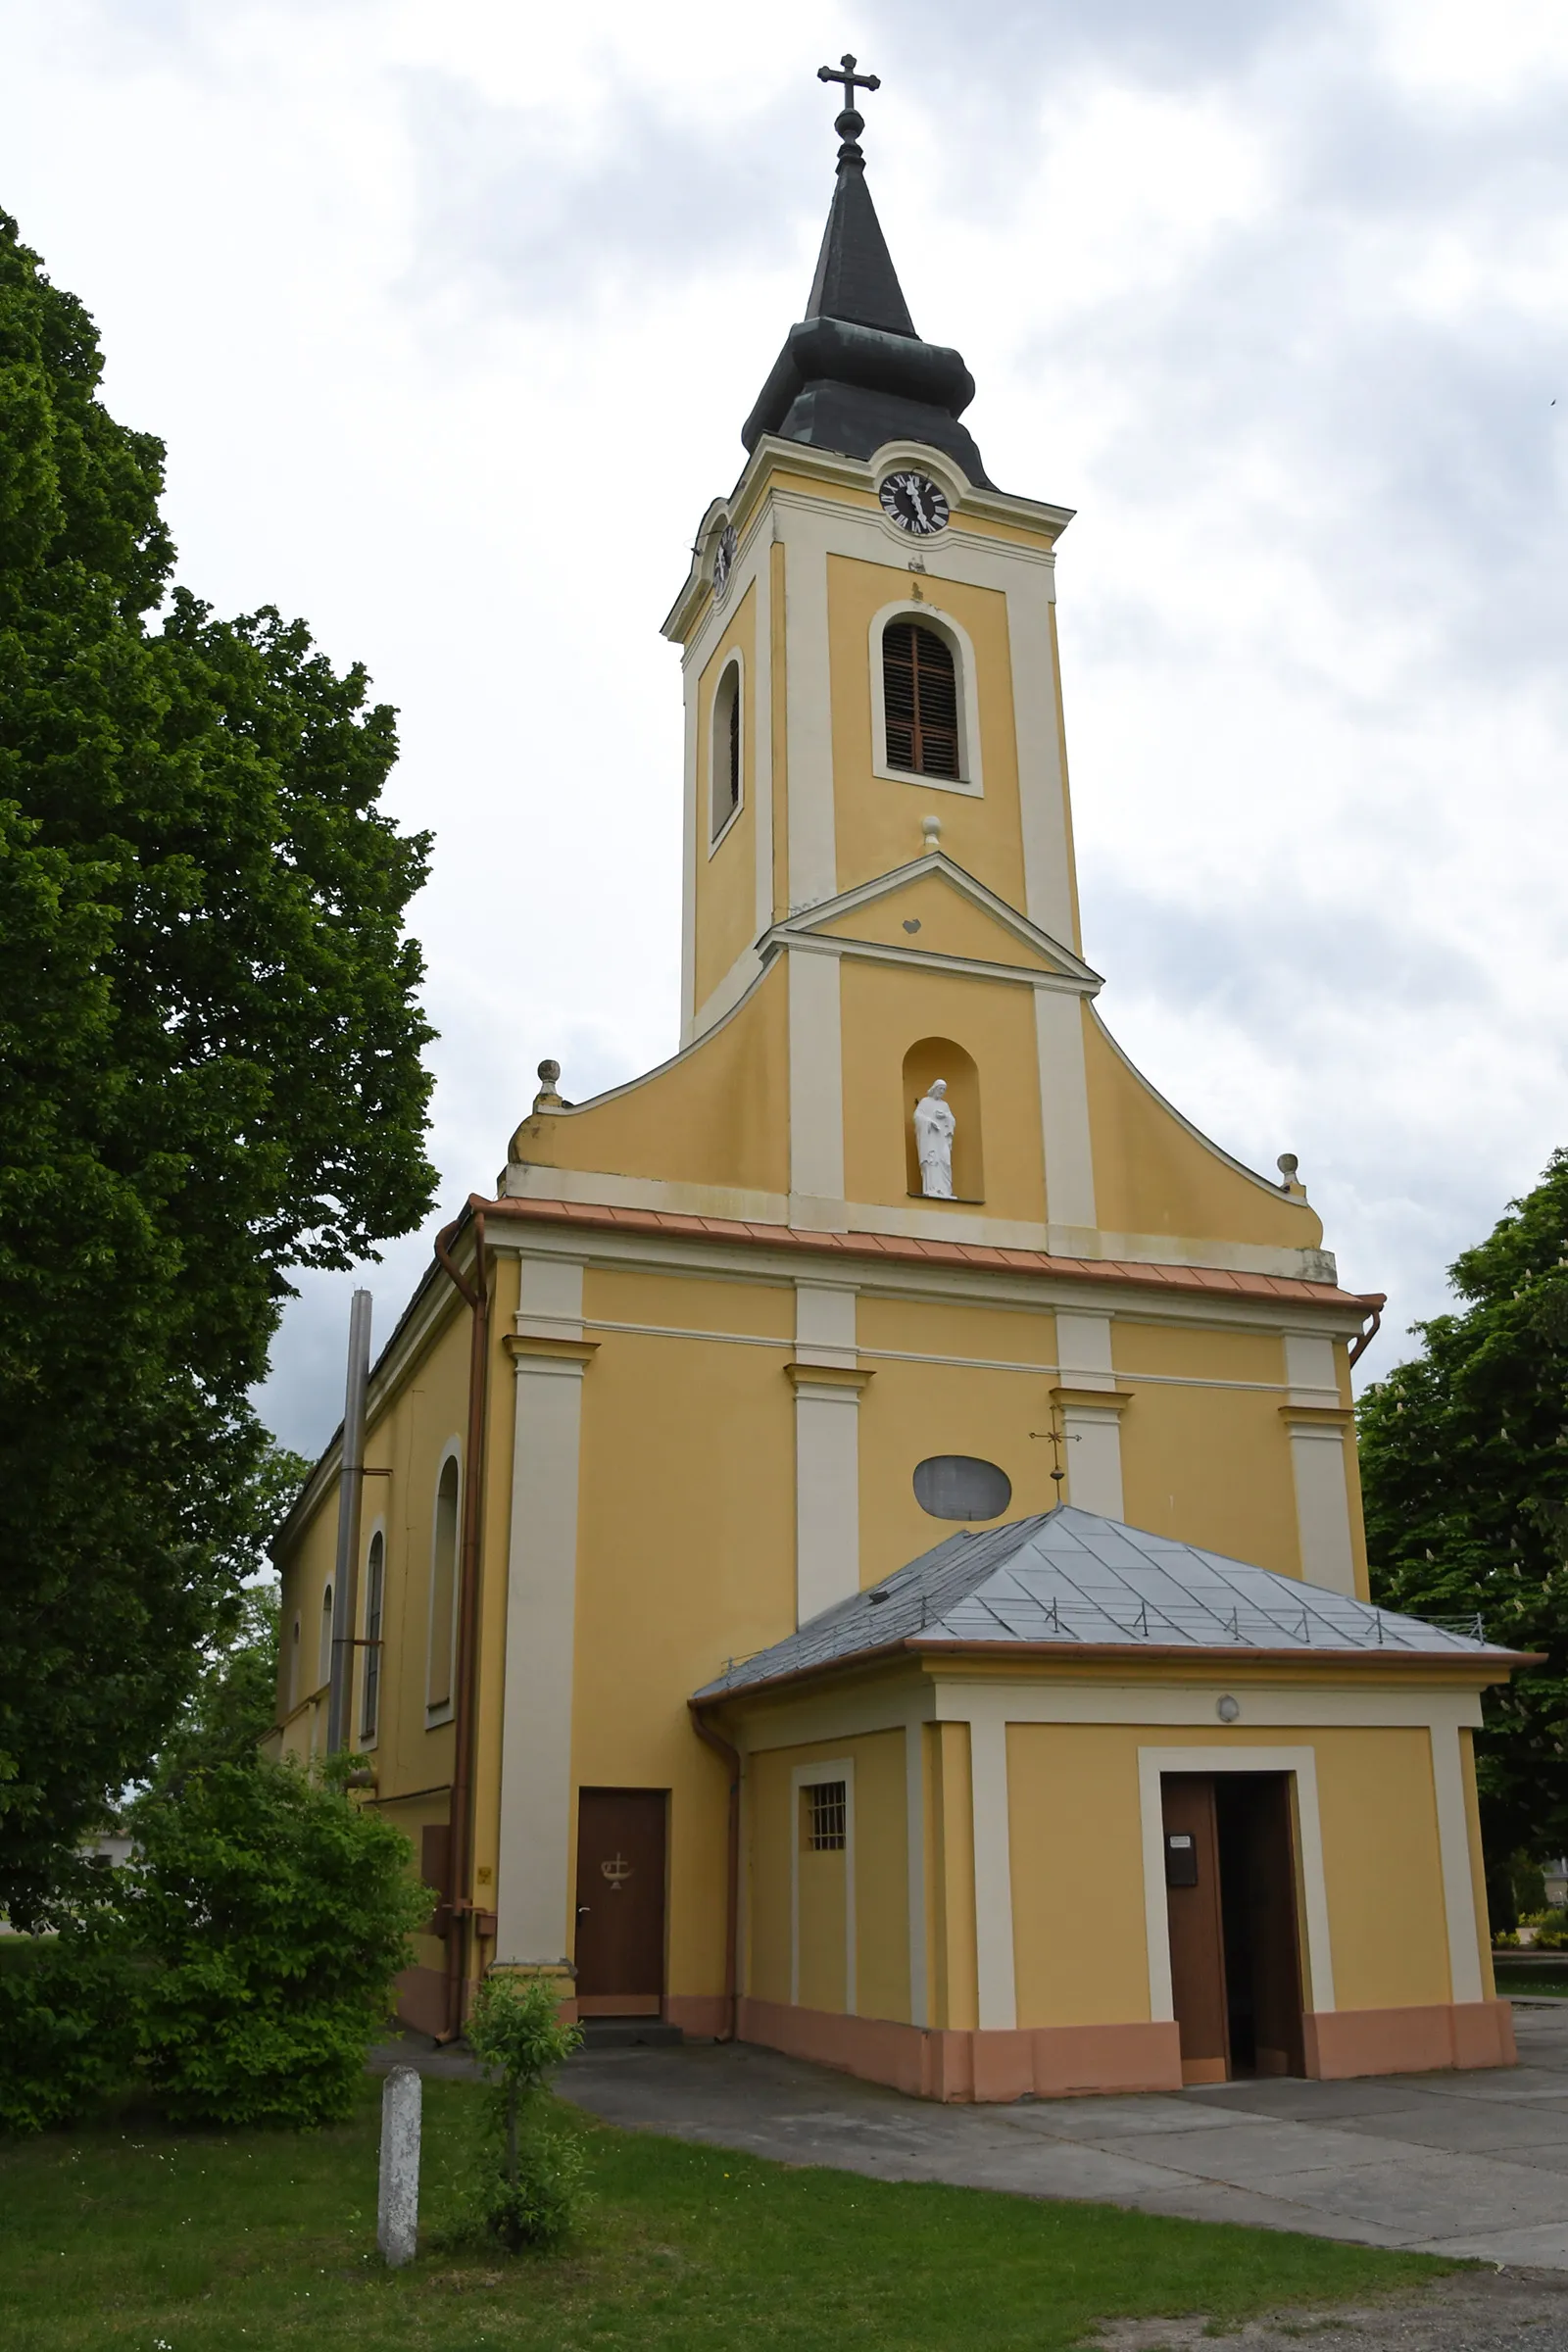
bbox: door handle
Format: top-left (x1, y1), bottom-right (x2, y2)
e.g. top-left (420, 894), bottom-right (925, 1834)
top-left (576, 1904), bottom-right (591, 1915)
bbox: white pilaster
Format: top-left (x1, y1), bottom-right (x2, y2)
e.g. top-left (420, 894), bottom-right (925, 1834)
top-left (1054, 1311), bottom-right (1125, 1519)
top-left (906, 1716), bottom-right (928, 2030)
top-left (495, 1258), bottom-right (592, 1967)
top-left (967, 1710), bottom-right (1017, 2031)
top-left (678, 657), bottom-right (700, 1046)
top-left (1005, 567), bottom-right (1078, 948)
top-left (752, 532), bottom-right (775, 945)
top-left (1035, 989), bottom-right (1097, 1236)
top-left (788, 948), bottom-right (846, 1213)
top-left (1430, 1724), bottom-right (1485, 2005)
top-left (780, 519), bottom-right (836, 913)
top-left (1283, 1335), bottom-right (1356, 1596)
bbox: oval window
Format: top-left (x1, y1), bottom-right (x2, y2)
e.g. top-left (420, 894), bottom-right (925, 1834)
top-left (913, 1455), bottom-right (1011, 1522)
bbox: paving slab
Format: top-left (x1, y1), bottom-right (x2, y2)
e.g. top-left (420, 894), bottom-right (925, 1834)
top-left (557, 2008), bottom-right (1568, 2266)
top-left (1254, 2146), bottom-right (1568, 2236)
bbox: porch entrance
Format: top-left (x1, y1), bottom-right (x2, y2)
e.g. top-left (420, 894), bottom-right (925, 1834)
top-left (574, 1788), bottom-right (667, 2018)
top-left (1161, 1772), bottom-right (1305, 2084)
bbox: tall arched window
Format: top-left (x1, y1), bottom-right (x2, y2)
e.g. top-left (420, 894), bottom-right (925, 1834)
top-left (711, 660), bottom-right (741, 839)
top-left (427, 1454), bottom-right (460, 1714)
top-left (289, 1614), bottom-right (301, 1710)
top-left (361, 1531), bottom-right (385, 1742)
top-left (883, 621), bottom-right (959, 779)
top-left (318, 1583), bottom-right (334, 1692)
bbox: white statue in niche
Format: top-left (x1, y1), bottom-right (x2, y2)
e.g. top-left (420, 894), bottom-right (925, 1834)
top-left (913, 1079), bottom-right (956, 1199)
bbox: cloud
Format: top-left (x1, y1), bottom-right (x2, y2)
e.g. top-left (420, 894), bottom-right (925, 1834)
top-left (4, 0), bottom-right (1568, 1449)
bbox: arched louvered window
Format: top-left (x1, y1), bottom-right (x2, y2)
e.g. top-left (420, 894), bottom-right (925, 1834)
top-left (712, 661), bottom-right (741, 838)
top-left (883, 621), bottom-right (960, 779)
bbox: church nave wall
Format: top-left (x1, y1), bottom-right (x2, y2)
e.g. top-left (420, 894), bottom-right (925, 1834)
top-left (1082, 1005), bottom-right (1324, 1253)
top-left (1111, 1320), bottom-right (1310, 1585)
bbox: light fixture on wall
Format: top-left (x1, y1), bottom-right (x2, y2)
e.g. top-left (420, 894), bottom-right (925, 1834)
top-left (1215, 1694), bottom-right (1242, 1723)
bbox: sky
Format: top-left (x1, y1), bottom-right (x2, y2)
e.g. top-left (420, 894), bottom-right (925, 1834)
top-left (4, 0), bottom-right (1567, 1459)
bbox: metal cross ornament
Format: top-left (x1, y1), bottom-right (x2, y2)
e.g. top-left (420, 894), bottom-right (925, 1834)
top-left (817, 52), bottom-right (880, 162)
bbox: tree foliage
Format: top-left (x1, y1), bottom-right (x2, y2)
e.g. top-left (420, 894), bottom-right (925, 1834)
top-left (0, 1758), bottom-right (427, 2133)
top-left (1358, 1149), bottom-right (1568, 1911)
top-left (122, 1758), bottom-right (428, 2129)
top-left (457, 1974), bottom-right (586, 2252)
top-left (0, 209), bottom-right (436, 1915)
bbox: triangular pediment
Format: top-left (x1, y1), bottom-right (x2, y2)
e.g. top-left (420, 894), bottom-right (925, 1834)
top-left (773, 856), bottom-right (1101, 988)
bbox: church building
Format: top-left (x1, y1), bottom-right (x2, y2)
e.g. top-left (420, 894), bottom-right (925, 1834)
top-left (273, 65), bottom-right (1526, 2098)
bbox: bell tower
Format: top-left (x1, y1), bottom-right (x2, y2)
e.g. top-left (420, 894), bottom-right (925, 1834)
top-left (662, 60), bottom-right (1100, 1234)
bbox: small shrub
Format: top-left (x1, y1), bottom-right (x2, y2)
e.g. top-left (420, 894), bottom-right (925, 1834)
top-left (0, 1935), bottom-right (136, 2133)
top-left (122, 1756), bottom-right (429, 2129)
top-left (456, 1973), bottom-right (585, 2252)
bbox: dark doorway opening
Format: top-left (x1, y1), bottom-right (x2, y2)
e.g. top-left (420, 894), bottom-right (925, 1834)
top-left (574, 1788), bottom-right (668, 2018)
top-left (1162, 1772), bottom-right (1304, 2082)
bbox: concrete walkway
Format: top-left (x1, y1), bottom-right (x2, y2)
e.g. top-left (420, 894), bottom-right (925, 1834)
top-left (557, 2001), bottom-right (1568, 2268)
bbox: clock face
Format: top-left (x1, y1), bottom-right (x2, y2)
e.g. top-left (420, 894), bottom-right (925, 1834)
top-left (879, 470), bottom-right (951, 536)
top-left (712, 522), bottom-right (738, 597)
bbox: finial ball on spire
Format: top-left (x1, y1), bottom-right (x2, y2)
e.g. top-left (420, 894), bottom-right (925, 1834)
top-left (816, 52), bottom-right (880, 165)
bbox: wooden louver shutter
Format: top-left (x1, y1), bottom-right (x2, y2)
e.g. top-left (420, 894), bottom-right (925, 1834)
top-left (883, 622), bottom-right (959, 779)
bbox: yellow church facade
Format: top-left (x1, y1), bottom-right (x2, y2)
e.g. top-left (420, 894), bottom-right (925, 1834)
top-left (272, 89), bottom-right (1523, 2098)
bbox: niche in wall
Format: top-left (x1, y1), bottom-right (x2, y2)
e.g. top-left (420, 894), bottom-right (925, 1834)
top-left (903, 1036), bottom-right (984, 1201)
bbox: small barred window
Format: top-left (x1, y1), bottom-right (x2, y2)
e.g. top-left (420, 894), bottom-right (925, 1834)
top-left (805, 1781), bottom-right (847, 1851)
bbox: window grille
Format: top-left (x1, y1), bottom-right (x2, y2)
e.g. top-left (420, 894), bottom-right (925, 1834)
top-left (883, 621), bottom-right (959, 778)
top-left (805, 1781), bottom-right (847, 1851)
top-left (361, 1532), bottom-right (385, 1741)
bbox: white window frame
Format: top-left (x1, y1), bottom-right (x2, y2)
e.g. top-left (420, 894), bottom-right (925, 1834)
top-left (708, 649), bottom-right (745, 852)
top-left (1137, 1747), bottom-right (1335, 2022)
top-left (869, 600), bottom-right (983, 801)
top-left (317, 1581), bottom-right (334, 1694)
top-left (425, 1442), bottom-right (463, 1726)
top-left (790, 1755), bottom-right (857, 2015)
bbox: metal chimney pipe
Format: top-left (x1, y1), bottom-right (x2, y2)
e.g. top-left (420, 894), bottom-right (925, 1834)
top-left (326, 1288), bottom-right (373, 1753)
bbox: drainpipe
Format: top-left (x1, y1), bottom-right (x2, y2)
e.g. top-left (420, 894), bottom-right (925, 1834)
top-left (689, 1702), bottom-right (741, 2043)
top-left (326, 1289), bottom-right (373, 1754)
top-left (433, 1205), bottom-right (490, 2043)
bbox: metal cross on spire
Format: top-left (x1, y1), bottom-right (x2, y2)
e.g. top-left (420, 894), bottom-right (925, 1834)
top-left (817, 52), bottom-right (880, 166)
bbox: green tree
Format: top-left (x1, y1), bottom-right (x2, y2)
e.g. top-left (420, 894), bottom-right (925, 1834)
top-left (149, 1445), bottom-right (308, 1790)
top-left (1358, 1149), bottom-right (1568, 1925)
top-left (123, 1757), bottom-right (428, 2129)
top-left (460, 1974), bottom-right (586, 2251)
top-left (0, 208), bottom-right (436, 1920)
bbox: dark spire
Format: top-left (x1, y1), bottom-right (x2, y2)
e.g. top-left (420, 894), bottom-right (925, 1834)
top-left (805, 167), bottom-right (917, 339)
top-left (741, 58), bottom-right (992, 486)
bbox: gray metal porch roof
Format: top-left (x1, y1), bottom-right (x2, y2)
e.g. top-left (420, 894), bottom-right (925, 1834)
top-left (693, 1506), bottom-right (1512, 1701)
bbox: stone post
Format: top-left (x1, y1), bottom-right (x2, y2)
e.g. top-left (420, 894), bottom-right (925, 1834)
top-left (377, 2065), bottom-right (421, 2267)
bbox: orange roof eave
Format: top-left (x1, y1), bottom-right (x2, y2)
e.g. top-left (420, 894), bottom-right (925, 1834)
top-left (476, 1193), bottom-right (1384, 1317)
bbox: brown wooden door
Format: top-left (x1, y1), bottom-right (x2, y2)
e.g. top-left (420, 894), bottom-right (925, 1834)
top-left (1221, 1775), bottom-right (1305, 2078)
top-left (574, 1789), bottom-right (667, 2016)
top-left (1162, 1775), bottom-right (1229, 2083)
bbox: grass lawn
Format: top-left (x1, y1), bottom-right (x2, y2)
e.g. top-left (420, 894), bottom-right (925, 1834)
top-left (0, 2076), bottom-right (1453, 2351)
